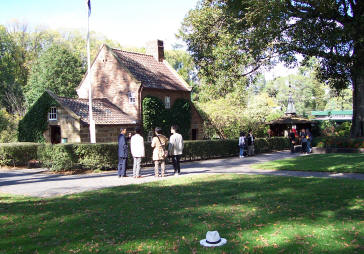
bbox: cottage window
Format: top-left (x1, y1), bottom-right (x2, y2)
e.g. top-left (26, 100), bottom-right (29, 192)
top-left (48, 107), bottom-right (57, 120)
top-left (128, 92), bottom-right (136, 104)
top-left (165, 96), bottom-right (171, 109)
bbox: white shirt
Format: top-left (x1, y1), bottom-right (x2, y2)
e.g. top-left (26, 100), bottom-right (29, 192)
top-left (168, 133), bottom-right (183, 155)
top-left (130, 134), bottom-right (145, 158)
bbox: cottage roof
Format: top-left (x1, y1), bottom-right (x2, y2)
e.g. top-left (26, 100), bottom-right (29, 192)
top-left (268, 116), bottom-right (314, 125)
top-left (47, 91), bottom-right (136, 125)
top-left (111, 48), bottom-right (191, 91)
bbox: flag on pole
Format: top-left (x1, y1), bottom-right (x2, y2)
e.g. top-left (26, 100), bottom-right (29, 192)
top-left (87, 0), bottom-right (91, 17)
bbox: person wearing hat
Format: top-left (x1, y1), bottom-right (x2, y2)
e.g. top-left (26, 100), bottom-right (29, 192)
top-left (200, 231), bottom-right (227, 247)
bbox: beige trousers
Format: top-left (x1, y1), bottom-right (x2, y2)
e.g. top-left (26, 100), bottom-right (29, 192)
top-left (154, 160), bottom-right (165, 177)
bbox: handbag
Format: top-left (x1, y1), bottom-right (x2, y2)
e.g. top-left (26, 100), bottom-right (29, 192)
top-left (157, 136), bottom-right (168, 159)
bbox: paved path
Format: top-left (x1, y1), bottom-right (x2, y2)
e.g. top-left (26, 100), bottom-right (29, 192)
top-left (0, 151), bottom-right (363, 198)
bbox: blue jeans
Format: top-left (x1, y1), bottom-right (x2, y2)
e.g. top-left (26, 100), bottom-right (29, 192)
top-left (239, 147), bottom-right (244, 157)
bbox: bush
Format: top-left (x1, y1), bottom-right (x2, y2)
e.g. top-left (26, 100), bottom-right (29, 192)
top-left (313, 120), bottom-right (352, 137)
top-left (18, 92), bottom-right (58, 142)
top-left (0, 108), bottom-right (18, 143)
top-left (0, 143), bottom-right (41, 167)
top-left (312, 136), bottom-right (364, 149)
top-left (75, 143), bottom-right (118, 170)
top-left (1, 137), bottom-right (289, 171)
top-left (37, 144), bottom-right (77, 171)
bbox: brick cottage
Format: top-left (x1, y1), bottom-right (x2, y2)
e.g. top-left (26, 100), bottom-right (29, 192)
top-left (42, 40), bottom-right (203, 143)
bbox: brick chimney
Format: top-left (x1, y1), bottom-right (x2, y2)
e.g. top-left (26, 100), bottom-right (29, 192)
top-left (146, 40), bottom-right (164, 62)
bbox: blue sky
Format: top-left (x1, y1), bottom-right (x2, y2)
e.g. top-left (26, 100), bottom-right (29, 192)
top-left (0, 0), bottom-right (199, 49)
top-left (0, 0), bottom-right (296, 78)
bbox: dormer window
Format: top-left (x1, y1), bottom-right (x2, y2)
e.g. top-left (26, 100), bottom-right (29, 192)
top-left (128, 92), bottom-right (136, 104)
top-left (48, 107), bottom-right (57, 120)
top-left (165, 96), bottom-right (170, 109)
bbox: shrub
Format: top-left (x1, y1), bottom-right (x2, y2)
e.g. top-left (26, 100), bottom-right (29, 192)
top-left (37, 144), bottom-right (77, 171)
top-left (2, 137), bottom-right (289, 171)
top-left (18, 92), bottom-right (58, 142)
top-left (0, 143), bottom-right (41, 167)
top-left (312, 136), bottom-right (364, 149)
top-left (75, 143), bottom-right (118, 170)
top-left (142, 96), bottom-right (192, 140)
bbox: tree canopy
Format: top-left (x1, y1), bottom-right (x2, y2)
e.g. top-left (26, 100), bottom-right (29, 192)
top-left (0, 25), bottom-right (24, 113)
top-left (24, 44), bottom-right (85, 107)
top-left (180, 0), bottom-right (364, 136)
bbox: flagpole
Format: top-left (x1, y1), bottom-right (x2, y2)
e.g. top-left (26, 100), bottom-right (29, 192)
top-left (87, 0), bottom-right (96, 143)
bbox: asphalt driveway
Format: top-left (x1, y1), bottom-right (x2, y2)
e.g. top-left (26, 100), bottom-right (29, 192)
top-left (0, 151), bottom-right (363, 198)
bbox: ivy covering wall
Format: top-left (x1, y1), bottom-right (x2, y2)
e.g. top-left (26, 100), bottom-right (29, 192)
top-left (142, 96), bottom-right (191, 139)
top-left (18, 91), bottom-right (58, 142)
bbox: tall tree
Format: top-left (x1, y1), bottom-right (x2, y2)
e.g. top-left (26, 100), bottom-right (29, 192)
top-left (0, 25), bottom-right (24, 113)
top-left (181, 0), bottom-right (364, 137)
top-left (24, 43), bottom-right (85, 106)
top-left (179, 3), bottom-right (256, 101)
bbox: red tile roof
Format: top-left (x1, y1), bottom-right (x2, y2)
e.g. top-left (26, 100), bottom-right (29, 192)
top-left (111, 48), bottom-right (191, 91)
top-left (48, 91), bottom-right (136, 125)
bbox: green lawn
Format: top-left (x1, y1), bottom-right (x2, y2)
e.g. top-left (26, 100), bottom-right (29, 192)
top-left (252, 153), bottom-right (364, 173)
top-left (0, 174), bottom-right (363, 253)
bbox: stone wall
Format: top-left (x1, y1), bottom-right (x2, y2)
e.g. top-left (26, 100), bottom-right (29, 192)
top-left (44, 107), bottom-right (81, 143)
top-left (80, 124), bottom-right (136, 143)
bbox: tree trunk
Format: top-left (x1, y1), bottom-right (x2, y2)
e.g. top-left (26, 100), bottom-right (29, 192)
top-left (351, 66), bottom-right (364, 137)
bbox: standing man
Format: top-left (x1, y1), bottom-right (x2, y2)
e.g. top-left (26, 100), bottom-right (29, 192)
top-left (289, 129), bottom-right (296, 153)
top-left (168, 125), bottom-right (183, 176)
top-left (118, 127), bottom-right (128, 177)
top-left (247, 129), bottom-right (255, 156)
top-left (130, 127), bottom-right (145, 178)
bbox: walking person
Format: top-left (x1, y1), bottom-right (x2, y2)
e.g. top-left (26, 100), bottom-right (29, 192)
top-left (168, 125), bottom-right (183, 176)
top-left (117, 127), bottom-right (128, 178)
top-left (130, 127), bottom-right (145, 178)
top-left (247, 129), bottom-right (255, 156)
top-left (238, 132), bottom-right (246, 158)
top-left (151, 127), bottom-right (168, 177)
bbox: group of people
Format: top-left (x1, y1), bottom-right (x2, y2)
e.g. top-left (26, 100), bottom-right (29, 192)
top-left (289, 128), bottom-right (313, 154)
top-left (117, 125), bottom-right (184, 178)
top-left (238, 129), bottom-right (255, 158)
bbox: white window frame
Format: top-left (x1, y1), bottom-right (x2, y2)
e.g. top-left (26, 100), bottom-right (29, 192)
top-left (165, 96), bottom-right (171, 109)
top-left (128, 92), bottom-right (136, 104)
top-left (48, 107), bottom-right (57, 120)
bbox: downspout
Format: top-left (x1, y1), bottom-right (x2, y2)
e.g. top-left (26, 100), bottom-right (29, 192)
top-left (138, 83), bottom-right (143, 129)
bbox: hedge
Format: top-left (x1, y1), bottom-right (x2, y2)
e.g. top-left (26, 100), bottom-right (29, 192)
top-left (312, 136), bottom-right (364, 149)
top-left (0, 137), bottom-right (289, 171)
top-left (0, 143), bottom-right (42, 167)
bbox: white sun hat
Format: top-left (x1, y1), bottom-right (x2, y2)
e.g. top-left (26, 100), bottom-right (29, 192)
top-left (200, 231), bottom-right (227, 247)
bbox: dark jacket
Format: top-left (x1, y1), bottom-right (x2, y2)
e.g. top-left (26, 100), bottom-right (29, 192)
top-left (118, 134), bottom-right (128, 158)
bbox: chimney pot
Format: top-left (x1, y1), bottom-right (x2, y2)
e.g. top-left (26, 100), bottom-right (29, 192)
top-left (146, 40), bottom-right (164, 62)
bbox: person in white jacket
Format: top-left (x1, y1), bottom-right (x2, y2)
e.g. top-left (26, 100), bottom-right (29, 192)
top-left (168, 125), bottom-right (184, 176)
top-left (130, 127), bottom-right (145, 178)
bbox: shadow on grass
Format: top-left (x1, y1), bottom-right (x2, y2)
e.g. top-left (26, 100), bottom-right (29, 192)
top-left (0, 175), bottom-right (363, 253)
top-left (253, 153), bottom-right (364, 173)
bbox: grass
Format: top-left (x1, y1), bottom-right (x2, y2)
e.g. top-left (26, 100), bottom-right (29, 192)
top-left (0, 174), bottom-right (363, 253)
top-left (252, 153), bottom-right (364, 173)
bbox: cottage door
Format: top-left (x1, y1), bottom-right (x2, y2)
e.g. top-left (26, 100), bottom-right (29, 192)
top-left (50, 126), bottom-right (61, 144)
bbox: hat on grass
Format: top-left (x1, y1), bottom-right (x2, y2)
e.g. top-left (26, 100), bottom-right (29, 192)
top-left (200, 231), bottom-right (227, 247)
